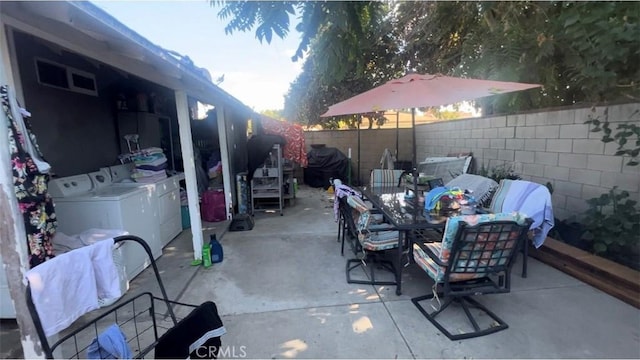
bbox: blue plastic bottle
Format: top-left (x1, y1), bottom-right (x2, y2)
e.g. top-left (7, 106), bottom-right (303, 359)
top-left (210, 234), bottom-right (223, 263)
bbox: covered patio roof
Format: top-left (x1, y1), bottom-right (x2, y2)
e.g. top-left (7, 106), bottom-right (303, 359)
top-left (0, 0), bottom-right (252, 114)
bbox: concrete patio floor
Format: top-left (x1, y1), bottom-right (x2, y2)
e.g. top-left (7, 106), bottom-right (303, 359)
top-left (2, 185), bottom-right (639, 358)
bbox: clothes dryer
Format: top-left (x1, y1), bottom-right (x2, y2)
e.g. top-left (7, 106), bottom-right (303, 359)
top-left (49, 174), bottom-right (160, 282)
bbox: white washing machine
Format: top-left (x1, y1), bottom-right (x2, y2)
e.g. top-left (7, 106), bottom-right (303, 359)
top-left (108, 164), bottom-right (184, 248)
top-left (49, 172), bottom-right (161, 282)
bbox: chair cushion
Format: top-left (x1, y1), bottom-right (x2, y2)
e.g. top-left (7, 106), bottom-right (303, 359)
top-left (414, 212), bottom-right (528, 282)
top-left (347, 195), bottom-right (399, 251)
top-left (361, 230), bottom-right (399, 251)
top-left (370, 169), bottom-right (404, 187)
top-left (413, 243), bottom-right (484, 282)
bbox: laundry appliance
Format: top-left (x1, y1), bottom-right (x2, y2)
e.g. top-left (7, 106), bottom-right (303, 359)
top-left (49, 171), bottom-right (161, 282)
top-left (108, 164), bottom-right (184, 248)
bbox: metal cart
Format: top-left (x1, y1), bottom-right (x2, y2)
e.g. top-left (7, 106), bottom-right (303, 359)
top-left (26, 235), bottom-right (225, 359)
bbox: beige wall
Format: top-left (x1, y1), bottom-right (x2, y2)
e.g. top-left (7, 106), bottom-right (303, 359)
top-left (304, 103), bottom-right (640, 221)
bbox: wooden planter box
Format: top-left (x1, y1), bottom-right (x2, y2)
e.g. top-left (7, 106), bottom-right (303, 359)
top-left (530, 237), bottom-right (640, 309)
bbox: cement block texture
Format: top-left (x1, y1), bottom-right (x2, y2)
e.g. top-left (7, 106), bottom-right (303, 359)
top-left (304, 102), bottom-right (640, 220)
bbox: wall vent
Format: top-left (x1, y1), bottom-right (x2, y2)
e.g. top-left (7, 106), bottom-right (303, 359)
top-left (35, 58), bottom-right (98, 96)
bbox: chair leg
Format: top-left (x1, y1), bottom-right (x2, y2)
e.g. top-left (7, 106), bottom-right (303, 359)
top-left (521, 240), bottom-right (528, 278)
top-left (412, 293), bottom-right (509, 341)
top-left (346, 256), bottom-right (397, 286)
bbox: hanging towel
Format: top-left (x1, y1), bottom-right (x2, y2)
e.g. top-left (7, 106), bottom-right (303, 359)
top-left (333, 182), bottom-right (361, 222)
top-left (491, 180), bottom-right (554, 248)
top-left (26, 239), bottom-right (121, 337)
top-left (86, 324), bottom-right (133, 359)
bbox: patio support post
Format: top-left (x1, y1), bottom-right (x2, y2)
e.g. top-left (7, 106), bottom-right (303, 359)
top-left (174, 90), bottom-right (204, 260)
top-left (216, 104), bottom-right (233, 220)
top-left (0, 19), bottom-right (44, 359)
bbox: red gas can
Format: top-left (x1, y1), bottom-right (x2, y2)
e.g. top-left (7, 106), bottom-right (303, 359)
top-left (201, 189), bottom-right (226, 222)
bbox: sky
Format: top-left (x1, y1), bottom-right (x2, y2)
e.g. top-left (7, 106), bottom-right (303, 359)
top-left (92, 0), bottom-right (304, 111)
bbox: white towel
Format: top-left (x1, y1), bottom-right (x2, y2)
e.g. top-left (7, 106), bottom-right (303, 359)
top-left (26, 239), bottom-right (121, 337)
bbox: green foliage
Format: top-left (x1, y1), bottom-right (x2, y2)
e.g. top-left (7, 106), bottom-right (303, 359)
top-left (581, 187), bottom-right (640, 255)
top-left (212, 1), bottom-right (639, 124)
top-left (477, 163), bottom-right (522, 183)
top-left (584, 107), bottom-right (640, 166)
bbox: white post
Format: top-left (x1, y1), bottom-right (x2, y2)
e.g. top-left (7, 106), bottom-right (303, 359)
top-left (174, 91), bottom-right (203, 260)
top-left (216, 105), bottom-right (233, 219)
top-left (0, 19), bottom-right (45, 358)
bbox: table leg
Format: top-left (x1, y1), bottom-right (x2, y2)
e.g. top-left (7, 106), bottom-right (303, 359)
top-left (396, 231), bottom-right (404, 295)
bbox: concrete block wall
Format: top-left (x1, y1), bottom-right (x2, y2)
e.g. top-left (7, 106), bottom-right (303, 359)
top-left (304, 128), bottom-right (413, 185)
top-left (414, 103), bottom-right (640, 220)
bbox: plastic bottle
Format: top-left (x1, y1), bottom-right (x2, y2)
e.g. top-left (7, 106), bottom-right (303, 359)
top-left (210, 234), bottom-right (224, 264)
top-left (202, 243), bottom-right (212, 268)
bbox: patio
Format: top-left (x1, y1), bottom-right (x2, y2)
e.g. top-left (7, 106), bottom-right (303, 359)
top-left (3, 184), bottom-right (640, 359)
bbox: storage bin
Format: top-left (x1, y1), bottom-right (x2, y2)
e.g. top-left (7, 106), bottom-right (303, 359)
top-left (201, 189), bottom-right (226, 222)
top-left (181, 205), bottom-right (191, 229)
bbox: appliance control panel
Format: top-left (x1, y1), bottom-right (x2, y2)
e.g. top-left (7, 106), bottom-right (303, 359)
top-left (48, 174), bottom-right (94, 197)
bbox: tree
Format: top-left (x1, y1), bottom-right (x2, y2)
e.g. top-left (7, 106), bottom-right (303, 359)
top-left (393, 1), bottom-right (640, 113)
top-left (211, 1), bottom-right (391, 83)
top-left (212, 1), bottom-right (639, 122)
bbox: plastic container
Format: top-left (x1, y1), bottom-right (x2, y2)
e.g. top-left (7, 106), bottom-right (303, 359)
top-left (210, 234), bottom-right (223, 264)
top-left (201, 189), bottom-right (226, 222)
top-left (202, 243), bottom-right (212, 268)
top-left (181, 206), bottom-right (191, 229)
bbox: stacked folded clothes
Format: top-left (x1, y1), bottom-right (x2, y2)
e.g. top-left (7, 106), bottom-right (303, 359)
top-left (131, 147), bottom-right (168, 183)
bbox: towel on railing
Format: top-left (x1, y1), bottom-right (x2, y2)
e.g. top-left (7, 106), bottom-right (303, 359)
top-left (26, 239), bottom-right (121, 337)
top-left (333, 181), bottom-right (361, 222)
top-left (490, 180), bottom-right (554, 248)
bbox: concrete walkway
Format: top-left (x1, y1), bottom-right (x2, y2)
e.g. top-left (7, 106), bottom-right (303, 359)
top-left (2, 185), bottom-right (639, 358)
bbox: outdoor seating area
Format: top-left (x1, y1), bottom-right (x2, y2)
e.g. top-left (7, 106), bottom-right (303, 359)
top-left (3, 184), bottom-right (639, 358)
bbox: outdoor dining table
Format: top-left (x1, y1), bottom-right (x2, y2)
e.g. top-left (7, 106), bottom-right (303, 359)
top-left (359, 186), bottom-right (447, 295)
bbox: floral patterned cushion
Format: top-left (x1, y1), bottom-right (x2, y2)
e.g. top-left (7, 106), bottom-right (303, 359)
top-left (413, 212), bottom-right (528, 283)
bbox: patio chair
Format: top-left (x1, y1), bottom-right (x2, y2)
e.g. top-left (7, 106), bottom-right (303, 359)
top-left (489, 179), bottom-right (554, 277)
top-left (345, 194), bottom-right (399, 286)
top-left (370, 169), bottom-right (405, 187)
top-left (411, 212), bottom-right (532, 340)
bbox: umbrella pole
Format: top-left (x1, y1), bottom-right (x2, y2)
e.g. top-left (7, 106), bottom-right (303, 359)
top-left (395, 110), bottom-right (399, 163)
top-left (357, 115), bottom-right (361, 186)
top-left (412, 108), bottom-right (418, 199)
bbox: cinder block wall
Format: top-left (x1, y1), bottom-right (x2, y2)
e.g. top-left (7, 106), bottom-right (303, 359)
top-left (414, 103), bottom-right (640, 220)
top-left (303, 103), bottom-right (640, 220)
top-left (304, 128), bottom-right (413, 185)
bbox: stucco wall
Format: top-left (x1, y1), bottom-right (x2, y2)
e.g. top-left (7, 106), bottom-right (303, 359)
top-left (14, 31), bottom-right (124, 177)
top-left (304, 103), bottom-right (640, 220)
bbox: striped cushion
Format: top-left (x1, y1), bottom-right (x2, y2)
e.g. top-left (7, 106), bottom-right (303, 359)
top-left (347, 195), bottom-right (399, 252)
top-left (370, 169), bottom-right (404, 187)
top-left (360, 230), bottom-right (399, 251)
